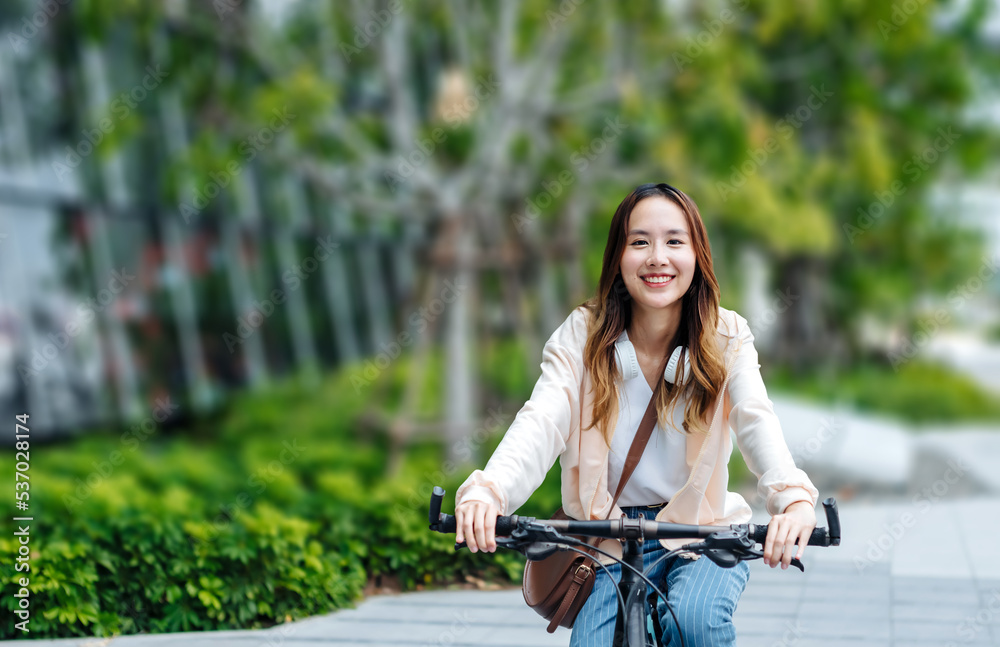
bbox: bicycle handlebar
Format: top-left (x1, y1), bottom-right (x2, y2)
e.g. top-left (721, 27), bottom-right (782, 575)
top-left (429, 486), bottom-right (841, 548)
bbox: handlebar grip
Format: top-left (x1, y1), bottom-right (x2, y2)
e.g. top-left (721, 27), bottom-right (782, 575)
top-left (430, 486), bottom-right (445, 527)
top-left (750, 497), bottom-right (841, 547)
top-left (495, 515), bottom-right (517, 536)
top-left (751, 524), bottom-right (834, 546)
top-left (808, 527), bottom-right (830, 546)
top-left (428, 488), bottom-right (518, 537)
top-left (822, 497), bottom-right (841, 546)
top-left (437, 514), bottom-right (457, 533)
top-left (433, 514), bottom-right (518, 536)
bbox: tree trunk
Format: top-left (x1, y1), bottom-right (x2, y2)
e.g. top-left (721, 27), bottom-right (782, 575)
top-left (444, 216), bottom-right (476, 463)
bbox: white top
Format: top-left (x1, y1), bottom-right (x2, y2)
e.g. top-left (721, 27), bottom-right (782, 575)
top-left (607, 329), bottom-right (690, 507)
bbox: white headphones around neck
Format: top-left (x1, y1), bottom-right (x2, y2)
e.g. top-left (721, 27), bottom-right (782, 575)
top-left (614, 338), bottom-right (691, 385)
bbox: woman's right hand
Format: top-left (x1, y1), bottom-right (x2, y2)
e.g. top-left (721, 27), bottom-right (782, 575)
top-left (454, 499), bottom-right (499, 553)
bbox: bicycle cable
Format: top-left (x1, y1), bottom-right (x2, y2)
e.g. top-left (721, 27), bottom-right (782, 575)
top-left (642, 548), bottom-right (689, 642)
top-left (555, 535), bottom-right (684, 647)
top-left (560, 545), bottom-right (627, 628)
top-left (646, 546), bottom-right (695, 574)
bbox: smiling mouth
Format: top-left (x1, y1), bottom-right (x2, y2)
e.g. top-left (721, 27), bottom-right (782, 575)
top-left (641, 275), bottom-right (675, 286)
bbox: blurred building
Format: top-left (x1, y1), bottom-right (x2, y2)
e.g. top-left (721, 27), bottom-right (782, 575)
top-left (1, 0), bottom-right (998, 440)
top-left (0, 2), bottom-right (406, 439)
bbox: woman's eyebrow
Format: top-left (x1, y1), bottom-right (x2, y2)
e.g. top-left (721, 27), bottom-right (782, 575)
top-left (627, 228), bottom-right (689, 236)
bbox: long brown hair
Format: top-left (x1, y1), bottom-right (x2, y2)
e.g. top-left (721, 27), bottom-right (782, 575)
top-left (580, 183), bottom-right (726, 442)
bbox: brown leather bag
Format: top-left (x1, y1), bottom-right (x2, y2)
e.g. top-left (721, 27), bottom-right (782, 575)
top-left (522, 386), bottom-right (663, 633)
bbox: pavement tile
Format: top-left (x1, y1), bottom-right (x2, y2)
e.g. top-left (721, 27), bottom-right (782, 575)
top-left (893, 575), bottom-right (979, 592)
top-left (797, 601), bottom-right (887, 620)
top-left (463, 623), bottom-right (570, 645)
top-left (747, 570), bottom-right (810, 585)
top-left (889, 505), bottom-right (975, 579)
top-left (797, 619), bottom-right (891, 641)
top-left (734, 598), bottom-right (800, 618)
top-left (334, 602), bottom-right (542, 626)
top-left (893, 588), bottom-right (981, 605)
top-left (798, 586), bottom-right (890, 604)
top-left (804, 570), bottom-right (887, 584)
top-left (892, 619), bottom-right (975, 641)
top-left (734, 617), bottom-right (799, 632)
top-left (953, 499), bottom-right (1000, 581)
top-left (773, 642), bottom-right (887, 647)
top-left (978, 585), bottom-right (1000, 608)
top-left (742, 587), bottom-right (808, 604)
top-left (892, 604), bottom-right (970, 621)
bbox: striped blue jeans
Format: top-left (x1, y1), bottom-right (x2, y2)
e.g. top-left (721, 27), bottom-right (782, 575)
top-left (569, 506), bottom-right (750, 647)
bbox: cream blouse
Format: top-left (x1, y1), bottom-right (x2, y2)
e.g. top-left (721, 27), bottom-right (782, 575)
top-left (608, 328), bottom-right (689, 507)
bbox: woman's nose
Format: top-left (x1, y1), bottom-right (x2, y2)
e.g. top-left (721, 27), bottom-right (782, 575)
top-left (647, 242), bottom-right (671, 266)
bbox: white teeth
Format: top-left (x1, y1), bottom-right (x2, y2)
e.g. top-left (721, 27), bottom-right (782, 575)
top-left (642, 276), bottom-right (673, 284)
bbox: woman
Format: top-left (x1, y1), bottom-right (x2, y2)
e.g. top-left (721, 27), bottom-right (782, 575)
top-left (455, 183), bottom-right (818, 646)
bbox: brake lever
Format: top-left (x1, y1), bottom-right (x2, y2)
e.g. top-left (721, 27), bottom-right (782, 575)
top-left (523, 542), bottom-right (562, 560)
top-left (739, 547), bottom-right (805, 572)
top-left (686, 531), bottom-right (806, 572)
top-left (454, 523), bottom-right (562, 555)
top-left (453, 537), bottom-right (529, 552)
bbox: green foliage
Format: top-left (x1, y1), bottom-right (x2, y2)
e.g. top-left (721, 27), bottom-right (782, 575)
top-left (0, 363), bottom-right (549, 639)
top-left (58, 0), bottom-right (1000, 372)
top-left (768, 359), bottom-right (1000, 425)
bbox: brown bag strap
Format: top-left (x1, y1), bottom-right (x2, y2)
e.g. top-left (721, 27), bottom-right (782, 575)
top-left (546, 563), bottom-right (591, 632)
top-left (610, 355), bottom-right (669, 509)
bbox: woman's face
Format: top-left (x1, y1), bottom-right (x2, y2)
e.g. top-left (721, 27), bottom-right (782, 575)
top-left (619, 196), bottom-right (697, 313)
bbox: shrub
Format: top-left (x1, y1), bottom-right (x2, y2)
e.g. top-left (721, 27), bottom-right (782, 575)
top-left (0, 360), bottom-right (544, 639)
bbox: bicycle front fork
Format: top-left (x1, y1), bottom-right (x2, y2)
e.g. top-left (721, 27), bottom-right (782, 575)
top-left (615, 538), bottom-right (654, 647)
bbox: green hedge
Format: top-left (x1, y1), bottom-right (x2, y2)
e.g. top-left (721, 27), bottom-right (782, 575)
top-left (0, 359), bottom-right (546, 639)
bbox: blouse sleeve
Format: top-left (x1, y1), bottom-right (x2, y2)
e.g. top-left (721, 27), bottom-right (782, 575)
top-left (726, 314), bottom-right (819, 516)
top-left (455, 313), bottom-right (585, 514)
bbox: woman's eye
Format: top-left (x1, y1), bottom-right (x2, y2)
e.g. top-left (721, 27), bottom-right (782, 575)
top-left (630, 240), bottom-right (647, 246)
top-left (668, 239), bottom-right (683, 245)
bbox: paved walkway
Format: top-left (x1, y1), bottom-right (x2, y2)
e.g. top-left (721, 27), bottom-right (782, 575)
top-left (15, 496), bottom-right (1000, 647)
top-left (769, 396), bottom-right (1000, 497)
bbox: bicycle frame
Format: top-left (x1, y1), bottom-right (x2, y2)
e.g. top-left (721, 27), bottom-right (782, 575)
top-left (618, 535), bottom-right (652, 646)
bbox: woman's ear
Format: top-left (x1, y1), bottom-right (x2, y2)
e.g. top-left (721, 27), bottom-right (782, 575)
top-left (664, 346), bottom-right (691, 385)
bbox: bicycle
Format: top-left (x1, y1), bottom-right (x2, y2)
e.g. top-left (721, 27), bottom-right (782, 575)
top-left (428, 486), bottom-right (842, 647)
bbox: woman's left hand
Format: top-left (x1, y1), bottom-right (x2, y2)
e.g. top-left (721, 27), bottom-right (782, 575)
top-left (763, 500), bottom-right (816, 569)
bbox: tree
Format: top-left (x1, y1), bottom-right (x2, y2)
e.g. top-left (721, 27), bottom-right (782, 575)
top-left (44, 0), bottom-right (1000, 454)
